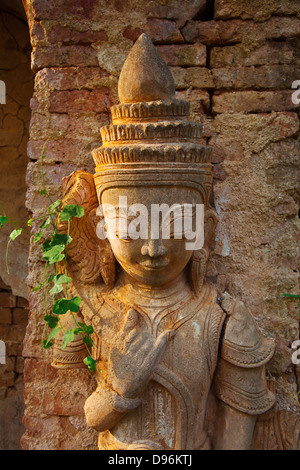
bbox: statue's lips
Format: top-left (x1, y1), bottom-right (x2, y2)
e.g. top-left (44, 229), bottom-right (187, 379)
top-left (139, 260), bottom-right (169, 269)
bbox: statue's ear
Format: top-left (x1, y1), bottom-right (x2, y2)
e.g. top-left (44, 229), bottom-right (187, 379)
top-left (58, 170), bottom-right (116, 288)
top-left (188, 207), bottom-right (218, 294)
top-left (204, 208), bottom-right (218, 249)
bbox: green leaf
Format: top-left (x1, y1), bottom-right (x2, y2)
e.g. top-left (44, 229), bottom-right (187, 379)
top-left (62, 329), bottom-right (75, 350)
top-left (43, 233), bottom-right (72, 250)
top-left (42, 339), bottom-right (54, 349)
top-left (42, 244), bottom-right (65, 264)
top-left (44, 314), bottom-right (59, 328)
top-left (83, 356), bottom-right (97, 371)
top-left (83, 335), bottom-right (93, 348)
top-left (40, 189), bottom-right (46, 195)
top-left (42, 325), bottom-right (61, 349)
top-left (52, 296), bottom-right (81, 315)
top-left (281, 293), bottom-right (300, 298)
top-left (32, 283), bottom-right (42, 292)
top-left (60, 204), bottom-right (84, 221)
top-left (49, 273), bottom-right (72, 295)
top-left (48, 199), bottom-right (61, 213)
top-left (27, 218), bottom-right (33, 227)
top-left (47, 325), bottom-right (61, 341)
top-left (33, 232), bottom-right (44, 243)
top-left (0, 216), bottom-right (10, 228)
top-left (9, 228), bottom-right (23, 241)
top-left (39, 216), bottom-right (51, 229)
top-left (78, 322), bottom-right (94, 335)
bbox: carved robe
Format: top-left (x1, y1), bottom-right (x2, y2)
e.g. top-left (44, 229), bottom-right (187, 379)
top-left (53, 278), bottom-right (274, 450)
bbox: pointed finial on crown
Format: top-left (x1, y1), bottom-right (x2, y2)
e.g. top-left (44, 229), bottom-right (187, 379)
top-left (118, 33), bottom-right (175, 104)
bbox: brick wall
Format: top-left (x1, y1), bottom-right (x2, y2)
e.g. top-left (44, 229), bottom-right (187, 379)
top-left (0, 277), bottom-right (28, 450)
top-left (21, 0), bottom-right (299, 449)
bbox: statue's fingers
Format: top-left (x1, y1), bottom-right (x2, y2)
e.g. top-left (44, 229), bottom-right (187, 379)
top-left (143, 329), bottom-right (174, 367)
top-left (129, 331), bottom-right (150, 355)
top-left (120, 309), bottom-right (139, 340)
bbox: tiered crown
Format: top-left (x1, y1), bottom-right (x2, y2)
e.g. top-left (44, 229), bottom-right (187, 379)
top-left (92, 34), bottom-right (213, 203)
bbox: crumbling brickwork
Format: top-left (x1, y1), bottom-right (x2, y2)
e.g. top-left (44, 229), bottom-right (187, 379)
top-left (0, 277), bottom-right (28, 450)
top-left (21, 0), bottom-right (299, 449)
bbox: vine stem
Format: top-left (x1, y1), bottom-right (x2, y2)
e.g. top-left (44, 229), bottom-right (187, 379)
top-left (40, 145), bottom-right (54, 206)
top-left (41, 261), bottom-right (49, 345)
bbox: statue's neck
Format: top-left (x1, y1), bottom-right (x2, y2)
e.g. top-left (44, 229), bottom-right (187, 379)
top-left (117, 271), bottom-right (192, 313)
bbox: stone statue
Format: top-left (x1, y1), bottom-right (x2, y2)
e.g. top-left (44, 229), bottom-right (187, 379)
top-left (52, 34), bottom-right (275, 450)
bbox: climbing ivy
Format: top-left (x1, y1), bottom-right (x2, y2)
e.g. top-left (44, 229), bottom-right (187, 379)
top-left (0, 146), bottom-right (97, 371)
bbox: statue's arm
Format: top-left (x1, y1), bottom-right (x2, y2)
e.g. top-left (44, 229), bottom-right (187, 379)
top-left (84, 382), bottom-right (141, 432)
top-left (212, 401), bottom-right (257, 450)
top-left (212, 299), bottom-right (275, 450)
top-left (84, 309), bottom-right (173, 432)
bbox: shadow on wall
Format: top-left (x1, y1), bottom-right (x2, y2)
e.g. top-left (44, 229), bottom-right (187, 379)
top-left (0, 0), bottom-right (33, 451)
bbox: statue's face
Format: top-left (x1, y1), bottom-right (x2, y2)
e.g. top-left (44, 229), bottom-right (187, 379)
top-left (100, 186), bottom-right (204, 287)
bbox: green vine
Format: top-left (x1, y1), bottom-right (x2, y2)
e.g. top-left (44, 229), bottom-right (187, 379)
top-left (0, 146), bottom-right (97, 371)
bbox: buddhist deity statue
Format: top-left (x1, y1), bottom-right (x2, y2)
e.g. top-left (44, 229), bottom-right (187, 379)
top-left (52, 34), bottom-right (275, 450)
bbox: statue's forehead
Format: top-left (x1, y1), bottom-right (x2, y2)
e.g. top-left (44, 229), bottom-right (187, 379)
top-left (100, 185), bottom-right (205, 206)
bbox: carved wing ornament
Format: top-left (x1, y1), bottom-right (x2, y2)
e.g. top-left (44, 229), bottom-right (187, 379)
top-left (57, 170), bottom-right (115, 288)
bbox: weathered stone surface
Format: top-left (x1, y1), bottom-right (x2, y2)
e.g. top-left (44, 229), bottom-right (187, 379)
top-left (31, 45), bottom-right (99, 72)
top-left (181, 17), bottom-right (300, 45)
top-left (214, 0), bottom-right (300, 21)
top-left (0, 12), bottom-right (33, 300)
top-left (23, 359), bottom-right (96, 416)
top-left (213, 65), bottom-right (300, 90)
top-left (157, 43), bottom-right (206, 67)
top-left (123, 18), bottom-right (184, 43)
top-left (212, 90), bottom-right (298, 114)
top-left (211, 42), bottom-right (299, 68)
top-left (171, 66), bottom-right (215, 89)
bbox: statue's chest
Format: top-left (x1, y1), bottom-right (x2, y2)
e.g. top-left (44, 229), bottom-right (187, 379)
top-left (91, 297), bottom-right (214, 388)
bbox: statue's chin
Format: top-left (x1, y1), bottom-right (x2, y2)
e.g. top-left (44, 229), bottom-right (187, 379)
top-left (119, 263), bottom-right (183, 289)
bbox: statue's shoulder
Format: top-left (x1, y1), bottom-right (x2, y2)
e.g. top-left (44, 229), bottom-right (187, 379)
top-left (214, 299), bottom-right (275, 415)
top-left (191, 282), bottom-right (227, 378)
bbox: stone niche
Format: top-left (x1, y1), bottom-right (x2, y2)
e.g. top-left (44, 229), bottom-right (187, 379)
top-left (0, 2), bottom-right (33, 451)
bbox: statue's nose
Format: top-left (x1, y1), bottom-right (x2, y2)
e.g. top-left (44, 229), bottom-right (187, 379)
top-left (141, 238), bottom-right (167, 258)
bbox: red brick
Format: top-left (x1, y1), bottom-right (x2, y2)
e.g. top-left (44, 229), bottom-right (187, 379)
top-left (213, 65), bottom-right (300, 90)
top-left (123, 19), bottom-right (183, 44)
top-left (35, 67), bottom-right (114, 92)
top-left (47, 26), bottom-right (108, 45)
top-left (49, 88), bottom-right (113, 114)
top-left (31, 0), bottom-right (97, 21)
top-left (0, 371), bottom-right (15, 388)
top-left (27, 138), bottom-right (98, 166)
top-left (214, 0), bottom-right (300, 21)
top-left (12, 308), bottom-right (28, 326)
top-left (175, 89), bottom-right (210, 115)
top-left (8, 325), bottom-right (26, 343)
top-left (212, 90), bottom-right (299, 114)
top-left (0, 292), bottom-right (16, 308)
top-left (0, 308), bottom-right (12, 324)
top-left (157, 43), bottom-right (206, 67)
top-left (171, 66), bottom-right (215, 90)
top-left (17, 297), bottom-right (29, 308)
top-left (16, 356), bottom-right (24, 374)
top-left (30, 22), bottom-right (46, 46)
top-left (181, 17), bottom-right (300, 45)
top-left (211, 42), bottom-right (297, 68)
top-left (31, 45), bottom-right (99, 73)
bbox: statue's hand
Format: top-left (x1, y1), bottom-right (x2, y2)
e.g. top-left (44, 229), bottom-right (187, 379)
top-left (108, 309), bottom-right (173, 399)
